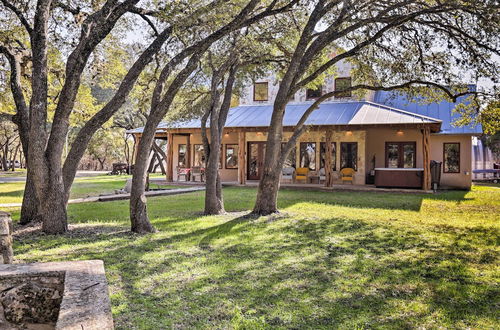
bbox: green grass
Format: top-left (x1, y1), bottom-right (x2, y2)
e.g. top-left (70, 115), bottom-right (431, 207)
top-left (7, 185), bottom-right (500, 329)
top-left (0, 173), bottom-right (175, 204)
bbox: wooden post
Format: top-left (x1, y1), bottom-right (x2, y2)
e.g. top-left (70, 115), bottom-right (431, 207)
top-left (238, 130), bottom-right (246, 185)
top-left (186, 134), bottom-right (191, 168)
top-left (166, 133), bottom-right (174, 182)
top-left (325, 128), bottom-right (334, 187)
top-left (422, 126), bottom-right (431, 190)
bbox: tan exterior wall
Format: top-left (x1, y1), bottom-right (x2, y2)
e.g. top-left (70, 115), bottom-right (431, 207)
top-left (365, 128), bottom-right (425, 170)
top-left (430, 134), bottom-right (472, 189)
top-left (167, 128), bottom-right (472, 189)
top-left (365, 128), bottom-right (472, 189)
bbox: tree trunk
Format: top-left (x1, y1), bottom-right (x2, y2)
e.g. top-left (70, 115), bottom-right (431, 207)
top-left (19, 170), bottom-right (41, 225)
top-left (0, 152), bottom-right (7, 171)
top-left (204, 146), bottom-right (225, 215)
top-left (40, 177), bottom-right (68, 234)
top-left (252, 162), bottom-right (282, 215)
top-left (252, 100), bottom-right (287, 215)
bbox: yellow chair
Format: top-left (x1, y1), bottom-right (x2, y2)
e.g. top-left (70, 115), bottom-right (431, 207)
top-left (295, 167), bottom-right (309, 183)
top-left (340, 168), bottom-right (355, 184)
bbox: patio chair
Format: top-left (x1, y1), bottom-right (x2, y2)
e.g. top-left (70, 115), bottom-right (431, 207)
top-left (191, 166), bottom-right (205, 182)
top-left (281, 167), bottom-right (295, 183)
top-left (177, 167), bottom-right (190, 181)
top-left (295, 167), bottom-right (309, 183)
top-left (340, 167), bottom-right (355, 184)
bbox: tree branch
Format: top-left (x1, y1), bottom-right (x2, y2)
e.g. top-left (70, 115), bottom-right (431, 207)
top-left (0, 0), bottom-right (33, 34)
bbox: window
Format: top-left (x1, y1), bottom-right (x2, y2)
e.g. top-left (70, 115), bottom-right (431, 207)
top-left (281, 142), bottom-right (296, 168)
top-left (385, 142), bottom-right (416, 168)
top-left (306, 86), bottom-right (322, 99)
top-left (335, 77), bottom-right (352, 98)
top-left (193, 144), bottom-right (205, 167)
top-left (253, 82), bottom-right (268, 101)
top-left (225, 144), bottom-right (238, 169)
top-left (300, 142), bottom-right (316, 170)
top-left (320, 142), bottom-right (337, 171)
top-left (178, 144), bottom-right (187, 167)
top-left (444, 143), bottom-right (460, 173)
top-left (340, 142), bottom-right (357, 170)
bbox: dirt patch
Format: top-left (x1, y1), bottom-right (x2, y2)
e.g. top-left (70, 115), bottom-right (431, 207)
top-left (13, 222), bottom-right (130, 241)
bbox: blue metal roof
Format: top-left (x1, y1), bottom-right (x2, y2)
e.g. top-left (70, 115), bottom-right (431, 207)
top-left (373, 89), bottom-right (482, 135)
top-left (128, 101), bottom-right (440, 134)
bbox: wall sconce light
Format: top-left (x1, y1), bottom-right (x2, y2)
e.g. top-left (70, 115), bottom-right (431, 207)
top-left (224, 133), bottom-right (229, 138)
top-left (396, 129), bottom-right (404, 136)
top-left (256, 132), bottom-right (263, 136)
top-left (345, 131), bottom-right (353, 136)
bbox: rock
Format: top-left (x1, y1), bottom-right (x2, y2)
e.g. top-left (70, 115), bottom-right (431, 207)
top-left (0, 283), bottom-right (62, 324)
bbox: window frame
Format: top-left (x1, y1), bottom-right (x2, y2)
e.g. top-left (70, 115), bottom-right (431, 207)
top-left (299, 142), bottom-right (317, 171)
top-left (340, 142), bottom-right (358, 171)
top-left (306, 85), bottom-right (322, 100)
top-left (225, 144), bottom-right (238, 169)
top-left (443, 142), bottom-right (460, 173)
top-left (178, 144), bottom-right (187, 168)
top-left (193, 144), bottom-right (205, 167)
top-left (334, 77), bottom-right (352, 98)
top-left (320, 142), bottom-right (337, 171)
top-left (384, 141), bottom-right (417, 168)
top-left (253, 82), bottom-right (269, 101)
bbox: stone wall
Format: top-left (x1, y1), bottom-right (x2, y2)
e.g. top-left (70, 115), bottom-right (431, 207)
top-left (0, 260), bottom-right (114, 330)
top-left (0, 272), bottom-right (64, 329)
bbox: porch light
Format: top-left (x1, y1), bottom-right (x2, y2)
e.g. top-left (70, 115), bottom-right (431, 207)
top-left (345, 131), bottom-right (353, 136)
top-left (397, 129), bottom-right (404, 136)
top-left (256, 132), bottom-right (263, 136)
top-left (224, 133), bottom-right (229, 138)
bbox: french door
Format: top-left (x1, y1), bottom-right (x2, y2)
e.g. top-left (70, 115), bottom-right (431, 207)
top-left (247, 142), bottom-right (266, 180)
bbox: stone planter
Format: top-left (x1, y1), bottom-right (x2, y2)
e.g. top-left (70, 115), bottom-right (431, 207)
top-left (0, 260), bottom-right (114, 329)
top-left (0, 211), bottom-right (13, 264)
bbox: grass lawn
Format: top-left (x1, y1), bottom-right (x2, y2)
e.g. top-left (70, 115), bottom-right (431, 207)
top-left (0, 173), bottom-right (175, 204)
top-left (6, 185), bottom-right (500, 329)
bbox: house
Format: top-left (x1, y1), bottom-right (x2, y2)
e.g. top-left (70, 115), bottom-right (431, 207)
top-left (128, 63), bottom-right (481, 190)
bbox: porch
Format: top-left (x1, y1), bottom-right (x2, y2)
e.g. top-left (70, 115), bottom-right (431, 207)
top-left (140, 124), bottom-right (436, 191)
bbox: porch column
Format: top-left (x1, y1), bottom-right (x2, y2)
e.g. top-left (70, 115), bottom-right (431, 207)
top-left (166, 133), bottom-right (174, 182)
top-left (325, 128), bottom-right (334, 187)
top-left (422, 126), bottom-right (431, 190)
top-left (238, 130), bottom-right (246, 185)
top-left (186, 134), bottom-right (191, 168)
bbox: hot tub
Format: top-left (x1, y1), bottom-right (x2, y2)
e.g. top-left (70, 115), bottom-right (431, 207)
top-left (374, 168), bottom-right (423, 188)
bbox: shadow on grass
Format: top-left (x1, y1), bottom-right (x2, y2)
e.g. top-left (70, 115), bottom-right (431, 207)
top-left (12, 210), bottom-right (498, 328)
top-left (0, 188), bottom-right (25, 198)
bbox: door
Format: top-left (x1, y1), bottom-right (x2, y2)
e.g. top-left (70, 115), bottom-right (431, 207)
top-left (247, 142), bottom-right (266, 180)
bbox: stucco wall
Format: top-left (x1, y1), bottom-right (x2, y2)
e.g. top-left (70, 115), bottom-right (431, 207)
top-left (365, 128), bottom-right (425, 170)
top-left (430, 134), bottom-right (472, 189)
top-left (365, 128), bottom-right (472, 189)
